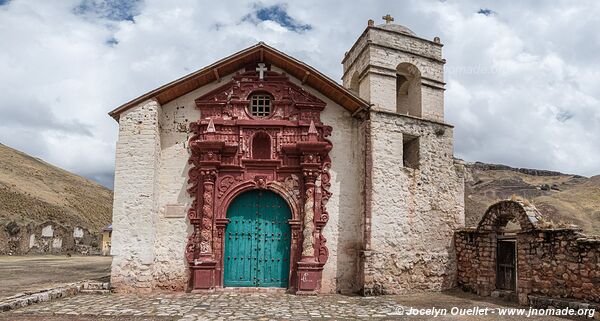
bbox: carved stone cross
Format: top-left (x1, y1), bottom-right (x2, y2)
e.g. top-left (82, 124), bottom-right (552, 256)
top-left (256, 63), bottom-right (267, 79)
top-left (382, 14), bottom-right (394, 24)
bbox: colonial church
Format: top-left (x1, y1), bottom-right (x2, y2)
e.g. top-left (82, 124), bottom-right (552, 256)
top-left (108, 16), bottom-right (464, 295)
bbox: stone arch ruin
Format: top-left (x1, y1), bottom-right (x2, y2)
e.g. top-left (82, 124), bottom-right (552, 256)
top-left (456, 199), bottom-right (600, 305)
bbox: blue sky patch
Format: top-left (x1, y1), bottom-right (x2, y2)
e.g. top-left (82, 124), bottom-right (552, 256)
top-left (105, 36), bottom-right (119, 46)
top-left (0, 0), bottom-right (10, 6)
top-left (477, 8), bottom-right (495, 16)
top-left (245, 4), bottom-right (312, 32)
top-left (74, 0), bottom-right (141, 22)
top-left (556, 110), bottom-right (574, 122)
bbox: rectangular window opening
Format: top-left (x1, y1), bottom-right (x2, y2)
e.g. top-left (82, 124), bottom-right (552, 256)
top-left (403, 134), bottom-right (420, 169)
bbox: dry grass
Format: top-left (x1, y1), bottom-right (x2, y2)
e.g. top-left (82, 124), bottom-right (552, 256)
top-left (0, 144), bottom-right (112, 231)
top-left (465, 164), bottom-right (600, 235)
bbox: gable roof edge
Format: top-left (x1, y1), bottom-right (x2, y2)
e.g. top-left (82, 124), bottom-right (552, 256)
top-left (108, 42), bottom-right (369, 121)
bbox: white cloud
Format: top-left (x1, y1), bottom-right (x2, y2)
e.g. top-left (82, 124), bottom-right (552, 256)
top-left (0, 0), bottom-right (599, 188)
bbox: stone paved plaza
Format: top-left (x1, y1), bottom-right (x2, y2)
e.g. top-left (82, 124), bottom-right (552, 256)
top-left (1, 290), bottom-right (581, 321)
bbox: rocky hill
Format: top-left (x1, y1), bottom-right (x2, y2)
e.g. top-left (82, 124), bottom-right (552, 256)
top-left (0, 143), bottom-right (113, 254)
top-left (464, 161), bottom-right (600, 235)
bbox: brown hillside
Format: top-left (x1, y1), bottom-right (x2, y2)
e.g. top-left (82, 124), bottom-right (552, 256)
top-left (464, 162), bottom-right (600, 235)
top-left (0, 143), bottom-right (112, 232)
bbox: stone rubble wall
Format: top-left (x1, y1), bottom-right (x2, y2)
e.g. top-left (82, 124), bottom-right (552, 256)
top-left (454, 230), bottom-right (495, 296)
top-left (363, 109), bottom-right (465, 295)
top-left (456, 228), bottom-right (600, 304)
top-left (0, 221), bottom-right (100, 255)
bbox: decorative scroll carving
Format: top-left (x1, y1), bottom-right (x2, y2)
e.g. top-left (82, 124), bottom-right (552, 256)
top-left (185, 230), bottom-right (197, 263)
top-left (318, 234), bottom-right (329, 263)
top-left (320, 162), bottom-right (332, 224)
top-left (217, 175), bottom-right (241, 198)
top-left (187, 200), bottom-right (198, 221)
top-left (283, 174), bottom-right (300, 200)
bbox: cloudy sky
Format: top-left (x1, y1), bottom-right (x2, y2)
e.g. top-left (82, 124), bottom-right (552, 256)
top-left (1, 0), bottom-right (599, 188)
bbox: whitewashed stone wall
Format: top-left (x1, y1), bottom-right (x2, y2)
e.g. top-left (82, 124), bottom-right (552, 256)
top-left (111, 99), bottom-right (162, 292)
top-left (342, 25), bottom-right (445, 122)
top-left (304, 89), bottom-right (364, 294)
top-left (363, 109), bottom-right (464, 294)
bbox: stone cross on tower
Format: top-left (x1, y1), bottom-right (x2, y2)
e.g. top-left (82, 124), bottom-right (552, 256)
top-left (382, 14), bottom-right (394, 24)
top-left (256, 63), bottom-right (267, 79)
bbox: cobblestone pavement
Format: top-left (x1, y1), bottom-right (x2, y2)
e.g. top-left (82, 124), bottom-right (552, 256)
top-left (0, 290), bottom-right (580, 321)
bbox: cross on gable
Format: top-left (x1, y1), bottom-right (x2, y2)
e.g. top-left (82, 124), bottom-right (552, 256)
top-left (382, 14), bottom-right (394, 24)
top-left (256, 63), bottom-right (267, 80)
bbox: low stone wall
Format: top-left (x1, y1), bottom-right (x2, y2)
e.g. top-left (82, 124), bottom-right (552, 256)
top-left (455, 227), bottom-right (600, 304)
top-left (0, 221), bottom-right (101, 255)
top-left (455, 229), bottom-right (495, 296)
top-left (522, 229), bottom-right (600, 302)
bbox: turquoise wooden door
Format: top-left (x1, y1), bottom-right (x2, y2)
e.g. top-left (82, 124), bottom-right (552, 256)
top-left (224, 190), bottom-right (291, 287)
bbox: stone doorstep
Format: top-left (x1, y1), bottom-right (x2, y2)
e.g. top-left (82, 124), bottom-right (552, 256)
top-left (214, 287), bottom-right (288, 294)
top-left (0, 280), bottom-right (111, 313)
top-left (490, 290), bottom-right (518, 302)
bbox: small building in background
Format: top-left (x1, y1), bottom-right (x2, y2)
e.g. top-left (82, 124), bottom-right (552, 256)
top-left (101, 224), bottom-right (112, 256)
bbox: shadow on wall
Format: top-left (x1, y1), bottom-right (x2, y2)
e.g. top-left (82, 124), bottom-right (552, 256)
top-left (0, 221), bottom-right (102, 255)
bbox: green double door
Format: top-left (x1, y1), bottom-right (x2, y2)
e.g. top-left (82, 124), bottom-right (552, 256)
top-left (224, 190), bottom-right (291, 287)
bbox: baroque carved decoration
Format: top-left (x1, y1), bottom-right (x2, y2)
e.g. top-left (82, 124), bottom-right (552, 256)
top-left (283, 174), bottom-right (300, 200)
top-left (185, 230), bottom-right (197, 263)
top-left (186, 66), bottom-right (333, 292)
top-left (217, 175), bottom-right (241, 198)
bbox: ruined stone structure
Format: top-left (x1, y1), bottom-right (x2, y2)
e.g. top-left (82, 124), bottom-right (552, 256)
top-left (456, 200), bottom-right (600, 305)
top-left (108, 17), bottom-right (464, 294)
top-left (0, 221), bottom-right (100, 255)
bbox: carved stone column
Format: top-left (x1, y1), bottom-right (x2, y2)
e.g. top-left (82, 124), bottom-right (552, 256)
top-left (187, 121), bottom-right (222, 291)
top-left (297, 165), bottom-right (325, 294)
top-left (189, 168), bottom-right (218, 291)
top-left (199, 169), bottom-right (217, 257)
top-left (300, 169), bottom-right (318, 259)
top-left (295, 121), bottom-right (331, 295)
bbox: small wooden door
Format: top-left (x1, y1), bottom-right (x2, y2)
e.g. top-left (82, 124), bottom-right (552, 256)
top-left (224, 190), bottom-right (291, 287)
top-left (496, 240), bottom-right (516, 291)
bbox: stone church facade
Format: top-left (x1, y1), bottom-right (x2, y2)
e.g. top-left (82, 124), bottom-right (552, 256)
top-left (108, 18), bottom-right (464, 295)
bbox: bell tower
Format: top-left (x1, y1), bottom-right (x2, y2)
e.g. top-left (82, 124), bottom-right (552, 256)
top-left (342, 15), bottom-right (446, 122)
top-left (343, 16), bottom-right (465, 295)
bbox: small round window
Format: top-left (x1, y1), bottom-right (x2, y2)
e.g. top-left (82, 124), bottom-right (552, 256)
top-left (249, 93), bottom-right (272, 118)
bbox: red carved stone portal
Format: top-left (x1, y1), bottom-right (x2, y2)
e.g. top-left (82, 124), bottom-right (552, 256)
top-left (186, 65), bottom-right (333, 293)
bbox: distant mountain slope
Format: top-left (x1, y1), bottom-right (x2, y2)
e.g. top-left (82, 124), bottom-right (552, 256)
top-left (464, 162), bottom-right (600, 235)
top-left (0, 143), bottom-right (112, 233)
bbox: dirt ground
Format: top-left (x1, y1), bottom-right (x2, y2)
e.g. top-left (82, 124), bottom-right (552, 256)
top-left (0, 255), bottom-right (111, 298)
